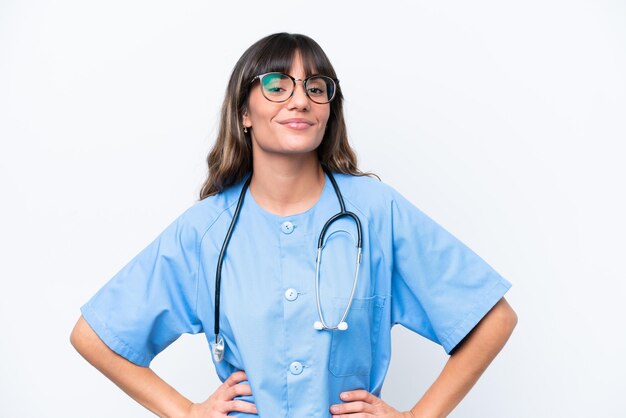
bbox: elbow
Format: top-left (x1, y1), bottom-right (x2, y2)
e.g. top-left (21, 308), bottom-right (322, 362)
top-left (508, 308), bottom-right (518, 330)
top-left (503, 310), bottom-right (518, 341)
top-left (504, 301), bottom-right (518, 329)
top-left (69, 316), bottom-right (90, 356)
top-left (69, 318), bottom-right (82, 352)
top-left (497, 299), bottom-right (518, 337)
top-left (450, 300), bottom-right (517, 356)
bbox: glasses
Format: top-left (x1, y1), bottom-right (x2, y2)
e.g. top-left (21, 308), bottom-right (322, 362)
top-left (250, 72), bottom-right (338, 104)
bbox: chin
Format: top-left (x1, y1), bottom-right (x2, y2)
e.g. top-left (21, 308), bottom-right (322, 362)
top-left (279, 138), bottom-right (323, 154)
top-left (253, 132), bottom-right (324, 156)
top-left (277, 146), bottom-right (319, 156)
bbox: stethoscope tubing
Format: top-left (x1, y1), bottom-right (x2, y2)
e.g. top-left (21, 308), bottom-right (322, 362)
top-left (212, 165), bottom-right (362, 361)
top-left (214, 175), bottom-right (252, 340)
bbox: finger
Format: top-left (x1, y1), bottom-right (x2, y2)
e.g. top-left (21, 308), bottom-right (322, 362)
top-left (226, 383), bottom-right (253, 400)
top-left (330, 400), bottom-right (372, 415)
top-left (215, 371), bottom-right (249, 399)
top-left (341, 390), bottom-right (375, 403)
top-left (223, 370), bottom-right (249, 387)
top-left (225, 399), bottom-right (258, 415)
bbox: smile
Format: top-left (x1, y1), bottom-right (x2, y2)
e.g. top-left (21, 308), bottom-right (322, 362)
top-left (278, 119), bottom-right (314, 130)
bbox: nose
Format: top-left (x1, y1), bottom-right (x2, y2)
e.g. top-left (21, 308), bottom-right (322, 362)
top-left (287, 79), bottom-right (310, 110)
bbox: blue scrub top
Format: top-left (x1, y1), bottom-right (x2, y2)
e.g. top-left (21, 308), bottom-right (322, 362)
top-left (81, 172), bottom-right (512, 417)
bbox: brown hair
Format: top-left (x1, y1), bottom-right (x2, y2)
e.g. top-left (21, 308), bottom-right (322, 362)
top-left (199, 32), bottom-right (377, 200)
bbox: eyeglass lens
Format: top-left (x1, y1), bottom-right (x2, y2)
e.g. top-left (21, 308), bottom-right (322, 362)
top-left (260, 73), bottom-right (335, 104)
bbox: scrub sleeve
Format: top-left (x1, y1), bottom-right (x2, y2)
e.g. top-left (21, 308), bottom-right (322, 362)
top-left (80, 210), bottom-right (203, 367)
top-left (388, 188), bottom-right (512, 354)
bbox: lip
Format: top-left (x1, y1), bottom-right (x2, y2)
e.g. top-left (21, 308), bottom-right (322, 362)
top-left (278, 118), bottom-right (315, 130)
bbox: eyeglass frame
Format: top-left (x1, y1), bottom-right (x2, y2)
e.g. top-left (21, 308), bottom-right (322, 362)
top-left (249, 72), bottom-right (340, 104)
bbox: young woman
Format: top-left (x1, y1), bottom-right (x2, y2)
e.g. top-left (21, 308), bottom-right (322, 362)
top-left (71, 32), bottom-right (517, 418)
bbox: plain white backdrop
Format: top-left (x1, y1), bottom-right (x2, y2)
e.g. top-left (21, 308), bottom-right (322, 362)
top-left (1, 1), bottom-right (625, 417)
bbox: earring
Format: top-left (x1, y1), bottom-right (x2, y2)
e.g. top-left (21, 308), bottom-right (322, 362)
top-left (243, 127), bottom-right (248, 133)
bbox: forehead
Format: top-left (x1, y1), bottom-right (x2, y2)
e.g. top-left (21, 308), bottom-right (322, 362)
top-left (285, 53), bottom-right (309, 77)
top-left (257, 50), bottom-right (320, 78)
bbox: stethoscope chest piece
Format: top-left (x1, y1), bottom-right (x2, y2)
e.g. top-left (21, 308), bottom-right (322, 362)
top-left (211, 334), bottom-right (225, 363)
top-left (314, 320), bottom-right (348, 331)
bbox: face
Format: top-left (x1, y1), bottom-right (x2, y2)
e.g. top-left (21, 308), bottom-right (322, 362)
top-left (242, 52), bottom-right (331, 159)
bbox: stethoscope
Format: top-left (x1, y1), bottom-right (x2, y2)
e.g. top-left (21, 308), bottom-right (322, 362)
top-left (211, 165), bottom-right (363, 363)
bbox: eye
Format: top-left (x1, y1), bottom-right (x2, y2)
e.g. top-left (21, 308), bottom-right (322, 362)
top-left (262, 73), bottom-right (291, 96)
top-left (306, 77), bottom-right (329, 96)
top-left (308, 87), bottom-right (325, 95)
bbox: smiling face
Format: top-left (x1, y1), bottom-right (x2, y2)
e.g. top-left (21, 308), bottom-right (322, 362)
top-left (242, 52), bottom-right (331, 160)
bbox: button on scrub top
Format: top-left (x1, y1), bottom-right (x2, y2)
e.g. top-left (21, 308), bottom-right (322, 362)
top-left (81, 172), bottom-right (512, 417)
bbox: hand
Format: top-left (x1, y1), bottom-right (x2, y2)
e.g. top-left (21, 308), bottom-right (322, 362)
top-left (329, 390), bottom-right (414, 418)
top-left (186, 370), bottom-right (257, 417)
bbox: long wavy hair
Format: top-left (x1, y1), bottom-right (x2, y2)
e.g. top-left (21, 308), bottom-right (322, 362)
top-left (199, 32), bottom-right (377, 200)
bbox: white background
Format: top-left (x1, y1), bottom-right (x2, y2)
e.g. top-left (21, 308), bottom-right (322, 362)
top-left (1, 1), bottom-right (625, 417)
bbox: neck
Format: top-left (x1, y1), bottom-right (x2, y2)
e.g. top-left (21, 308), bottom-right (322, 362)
top-left (249, 151), bottom-right (325, 217)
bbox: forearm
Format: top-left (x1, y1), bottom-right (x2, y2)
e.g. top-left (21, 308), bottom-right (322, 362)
top-left (70, 316), bottom-right (192, 418)
top-left (408, 298), bottom-right (518, 418)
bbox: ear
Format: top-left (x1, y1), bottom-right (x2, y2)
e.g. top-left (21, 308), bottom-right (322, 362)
top-left (242, 110), bottom-right (251, 129)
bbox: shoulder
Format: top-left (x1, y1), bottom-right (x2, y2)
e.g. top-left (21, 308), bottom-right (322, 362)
top-left (330, 172), bottom-right (405, 215)
top-left (175, 179), bottom-right (246, 238)
top-left (330, 172), bottom-right (432, 234)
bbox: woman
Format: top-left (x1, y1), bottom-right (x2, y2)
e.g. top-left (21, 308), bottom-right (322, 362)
top-left (70, 32), bottom-right (517, 418)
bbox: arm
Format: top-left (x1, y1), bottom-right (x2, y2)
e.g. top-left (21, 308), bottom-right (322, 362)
top-left (70, 315), bottom-right (193, 418)
top-left (330, 298), bottom-right (517, 418)
top-left (407, 297), bottom-right (518, 418)
top-left (70, 316), bottom-right (257, 418)
top-left (329, 298), bottom-right (517, 418)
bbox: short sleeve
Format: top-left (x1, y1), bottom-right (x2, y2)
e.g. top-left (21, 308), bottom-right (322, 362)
top-left (80, 210), bottom-right (203, 366)
top-left (389, 190), bottom-right (512, 354)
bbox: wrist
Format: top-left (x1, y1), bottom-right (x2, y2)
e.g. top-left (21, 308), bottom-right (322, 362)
top-left (176, 401), bottom-right (197, 418)
top-left (405, 410), bottom-right (443, 418)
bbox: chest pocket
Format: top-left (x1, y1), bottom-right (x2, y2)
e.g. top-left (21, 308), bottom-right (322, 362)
top-left (328, 294), bottom-right (386, 377)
